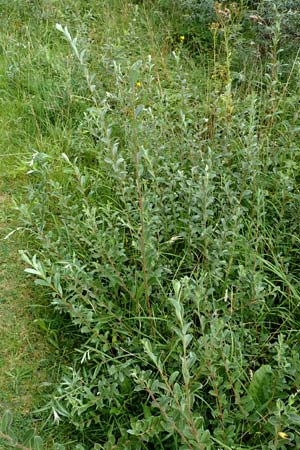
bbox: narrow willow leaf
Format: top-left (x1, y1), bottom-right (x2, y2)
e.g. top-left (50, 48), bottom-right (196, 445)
top-left (249, 365), bottom-right (274, 409)
top-left (33, 436), bottom-right (43, 450)
top-left (24, 268), bottom-right (43, 276)
top-left (169, 298), bottom-right (184, 326)
top-left (142, 339), bottom-right (158, 365)
top-left (23, 428), bottom-right (35, 445)
top-left (1, 410), bottom-right (13, 433)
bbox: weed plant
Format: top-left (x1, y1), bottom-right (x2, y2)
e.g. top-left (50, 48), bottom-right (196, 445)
top-left (9, 0), bottom-right (300, 448)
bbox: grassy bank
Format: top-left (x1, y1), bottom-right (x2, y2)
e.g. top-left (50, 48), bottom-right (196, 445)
top-left (1, 0), bottom-right (300, 449)
top-left (0, 2), bottom-right (77, 447)
top-left (0, 190), bottom-right (49, 448)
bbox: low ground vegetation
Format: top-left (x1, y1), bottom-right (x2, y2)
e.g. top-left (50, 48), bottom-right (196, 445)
top-left (1, 0), bottom-right (300, 449)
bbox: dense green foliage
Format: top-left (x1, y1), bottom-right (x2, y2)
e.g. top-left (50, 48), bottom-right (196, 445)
top-left (2, 0), bottom-right (300, 448)
top-left (179, 0), bottom-right (300, 57)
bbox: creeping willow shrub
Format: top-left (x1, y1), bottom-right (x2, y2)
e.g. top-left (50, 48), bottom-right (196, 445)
top-left (175, 0), bottom-right (300, 73)
top-left (256, 0), bottom-right (300, 40)
top-left (18, 7), bottom-right (300, 449)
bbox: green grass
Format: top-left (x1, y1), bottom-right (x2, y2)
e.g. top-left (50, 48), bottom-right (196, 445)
top-left (0, 11), bottom-right (48, 434)
top-left (1, 0), bottom-right (300, 449)
top-left (0, 4), bottom-right (76, 448)
top-left (0, 188), bottom-right (49, 447)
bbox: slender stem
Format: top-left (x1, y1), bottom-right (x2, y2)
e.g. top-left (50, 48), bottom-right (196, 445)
top-left (134, 147), bottom-right (154, 334)
top-left (144, 386), bottom-right (195, 450)
top-left (0, 431), bottom-right (31, 450)
top-left (131, 107), bottom-right (154, 334)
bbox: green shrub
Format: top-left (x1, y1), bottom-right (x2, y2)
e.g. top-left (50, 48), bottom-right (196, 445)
top-left (249, 0), bottom-right (300, 58)
top-left (160, 0), bottom-right (300, 76)
top-left (16, 1), bottom-right (300, 448)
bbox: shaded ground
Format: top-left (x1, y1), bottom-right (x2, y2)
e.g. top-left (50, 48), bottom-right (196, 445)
top-left (0, 192), bottom-right (50, 443)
